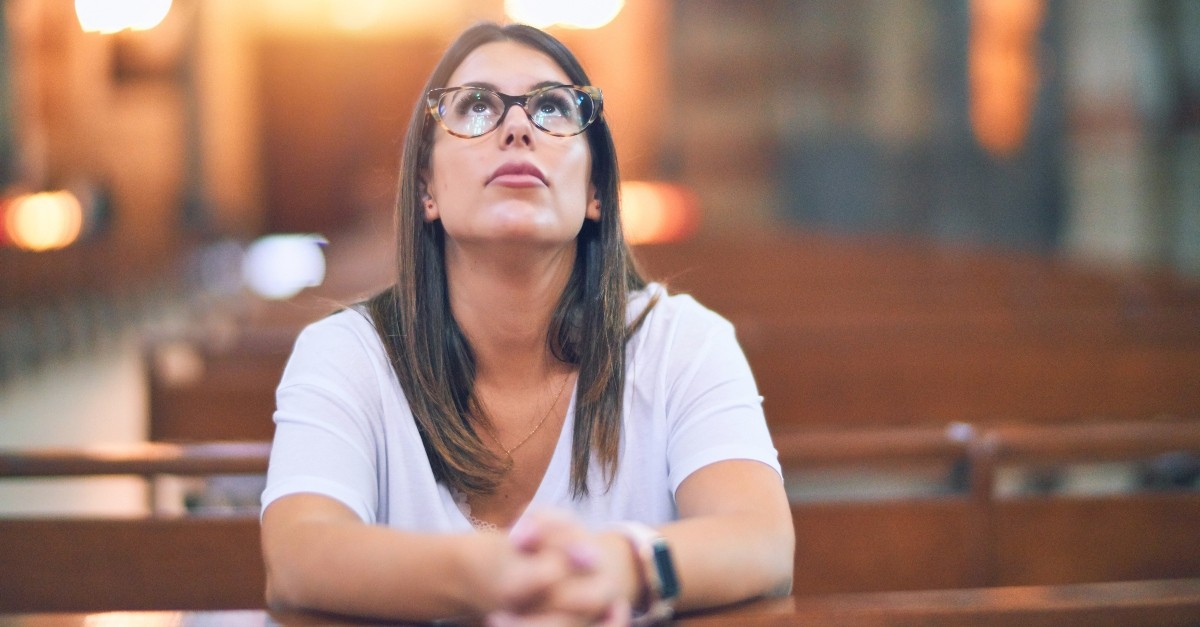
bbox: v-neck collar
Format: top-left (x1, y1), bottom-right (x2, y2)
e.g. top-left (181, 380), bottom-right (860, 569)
top-left (448, 380), bottom-right (578, 532)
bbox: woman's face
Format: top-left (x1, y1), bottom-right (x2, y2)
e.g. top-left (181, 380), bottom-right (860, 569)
top-left (422, 41), bottom-right (599, 250)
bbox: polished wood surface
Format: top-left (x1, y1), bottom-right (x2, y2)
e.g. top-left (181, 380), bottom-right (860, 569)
top-left (0, 516), bottom-right (264, 613)
top-left (0, 441), bottom-right (270, 613)
top-left (1, 581), bottom-right (1198, 626)
top-left (785, 579), bottom-right (1200, 627)
top-left (633, 234), bottom-right (1200, 430)
top-left (3, 420), bottom-right (1199, 609)
top-left (0, 441), bottom-right (270, 478)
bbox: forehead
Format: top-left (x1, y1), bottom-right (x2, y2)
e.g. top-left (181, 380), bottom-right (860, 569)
top-left (445, 40), bottom-right (573, 93)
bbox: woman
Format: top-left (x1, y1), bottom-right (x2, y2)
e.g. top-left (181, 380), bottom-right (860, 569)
top-left (261, 22), bottom-right (793, 625)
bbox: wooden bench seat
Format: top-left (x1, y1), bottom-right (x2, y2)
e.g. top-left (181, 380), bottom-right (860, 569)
top-left (0, 516), bottom-right (265, 612)
top-left (632, 234), bottom-right (1200, 319)
top-left (739, 319), bottom-right (1200, 429)
top-left (0, 441), bottom-right (271, 612)
top-left (782, 419), bottom-right (1200, 594)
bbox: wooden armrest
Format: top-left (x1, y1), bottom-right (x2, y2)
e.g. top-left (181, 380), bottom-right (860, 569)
top-left (0, 441), bottom-right (271, 478)
top-left (982, 420), bottom-right (1200, 465)
top-left (774, 424), bottom-right (973, 469)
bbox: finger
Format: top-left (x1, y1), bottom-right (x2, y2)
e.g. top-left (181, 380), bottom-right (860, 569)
top-left (512, 510), bottom-right (603, 577)
top-left (510, 508), bottom-right (585, 553)
top-left (501, 556), bottom-right (627, 623)
top-left (495, 547), bottom-right (573, 612)
top-left (531, 572), bottom-right (623, 619)
top-left (564, 540), bottom-right (601, 571)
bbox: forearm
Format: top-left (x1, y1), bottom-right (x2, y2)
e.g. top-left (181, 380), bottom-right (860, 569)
top-left (664, 460), bottom-right (796, 613)
top-left (661, 511), bottom-right (794, 613)
top-left (263, 498), bottom-right (500, 621)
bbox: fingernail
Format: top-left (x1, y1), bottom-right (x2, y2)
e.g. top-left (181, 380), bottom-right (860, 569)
top-left (486, 611), bottom-right (516, 627)
top-left (567, 542), bottom-right (600, 568)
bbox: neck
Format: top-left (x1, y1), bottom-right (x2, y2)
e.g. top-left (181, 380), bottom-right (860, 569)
top-left (445, 240), bottom-right (576, 384)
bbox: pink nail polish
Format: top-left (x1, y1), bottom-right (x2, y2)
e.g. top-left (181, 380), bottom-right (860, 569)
top-left (567, 542), bottom-right (599, 568)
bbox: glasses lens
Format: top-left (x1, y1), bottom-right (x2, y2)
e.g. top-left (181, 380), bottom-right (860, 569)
top-left (433, 86), bottom-right (599, 137)
top-left (527, 86), bottom-right (594, 136)
top-left (437, 88), bottom-right (504, 137)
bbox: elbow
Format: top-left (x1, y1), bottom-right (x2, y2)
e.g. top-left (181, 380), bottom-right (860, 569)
top-left (263, 560), bottom-right (305, 612)
top-left (262, 541), bottom-right (325, 613)
top-left (264, 577), bottom-right (289, 612)
top-left (768, 568), bottom-right (794, 598)
top-left (766, 519), bottom-right (795, 597)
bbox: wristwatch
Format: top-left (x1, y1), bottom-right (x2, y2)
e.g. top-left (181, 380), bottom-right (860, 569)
top-left (615, 522), bottom-right (680, 626)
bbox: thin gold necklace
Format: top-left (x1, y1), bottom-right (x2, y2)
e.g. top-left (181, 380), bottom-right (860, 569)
top-left (483, 372), bottom-right (571, 465)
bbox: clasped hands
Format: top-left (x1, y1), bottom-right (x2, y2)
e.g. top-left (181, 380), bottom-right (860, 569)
top-left (483, 508), bottom-right (640, 627)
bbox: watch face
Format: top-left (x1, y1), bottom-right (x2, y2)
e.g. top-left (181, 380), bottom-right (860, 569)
top-left (651, 539), bottom-right (680, 600)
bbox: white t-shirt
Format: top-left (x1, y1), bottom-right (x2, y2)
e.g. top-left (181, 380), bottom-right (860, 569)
top-left (261, 283), bottom-right (780, 532)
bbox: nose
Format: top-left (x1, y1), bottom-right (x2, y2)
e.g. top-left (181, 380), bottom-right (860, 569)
top-left (498, 103), bottom-right (534, 147)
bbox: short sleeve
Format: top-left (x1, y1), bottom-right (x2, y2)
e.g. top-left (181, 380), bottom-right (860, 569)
top-left (260, 311), bottom-right (387, 522)
top-left (659, 300), bottom-right (782, 494)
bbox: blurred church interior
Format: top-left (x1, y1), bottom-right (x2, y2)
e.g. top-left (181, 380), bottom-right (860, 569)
top-left (1, 0), bottom-right (1200, 609)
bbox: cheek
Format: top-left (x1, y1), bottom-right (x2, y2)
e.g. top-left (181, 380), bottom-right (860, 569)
top-left (559, 145), bottom-right (594, 204)
top-left (427, 145), bottom-right (478, 199)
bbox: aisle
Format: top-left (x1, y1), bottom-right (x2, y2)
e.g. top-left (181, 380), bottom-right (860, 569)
top-left (0, 336), bottom-right (149, 515)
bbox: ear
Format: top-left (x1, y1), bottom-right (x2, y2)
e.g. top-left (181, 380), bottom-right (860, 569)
top-left (586, 184), bottom-right (601, 221)
top-left (419, 174), bottom-right (439, 222)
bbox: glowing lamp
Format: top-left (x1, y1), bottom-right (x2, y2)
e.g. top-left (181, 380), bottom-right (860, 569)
top-left (968, 0), bottom-right (1044, 157)
top-left (242, 234), bottom-right (328, 300)
top-left (76, 0), bottom-right (173, 34)
top-left (620, 181), bottom-right (699, 246)
top-left (4, 191), bottom-right (84, 252)
top-left (505, 0), bottom-right (624, 29)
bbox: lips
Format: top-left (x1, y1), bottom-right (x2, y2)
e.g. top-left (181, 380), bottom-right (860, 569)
top-left (487, 161), bottom-right (547, 187)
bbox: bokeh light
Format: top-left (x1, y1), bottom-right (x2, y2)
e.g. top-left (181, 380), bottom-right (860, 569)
top-left (4, 191), bottom-right (85, 252)
top-left (621, 181), bottom-right (699, 246)
top-left (505, 0), bottom-right (625, 30)
top-left (241, 234), bottom-right (328, 300)
top-left (76, 0), bottom-right (173, 34)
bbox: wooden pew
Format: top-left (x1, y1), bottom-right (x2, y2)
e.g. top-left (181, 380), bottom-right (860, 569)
top-left (3, 420), bottom-right (1196, 608)
top-left (792, 498), bottom-right (985, 595)
top-left (738, 317), bottom-right (1200, 430)
top-left (143, 222), bottom-right (389, 443)
top-left (0, 517), bottom-right (265, 612)
top-left (145, 330), bottom-right (296, 442)
top-left (0, 579), bottom-right (1198, 625)
top-left (632, 233), bottom-right (1200, 322)
top-left (114, 231), bottom-right (1200, 600)
top-left (782, 425), bottom-right (988, 594)
top-left (781, 420), bottom-right (1200, 595)
top-left (633, 233), bottom-right (1200, 431)
top-left (143, 231), bottom-right (1200, 442)
top-left (0, 441), bottom-right (271, 478)
top-left (974, 421), bottom-right (1200, 587)
top-left (0, 442), bottom-right (270, 612)
top-left (785, 578), bottom-right (1200, 627)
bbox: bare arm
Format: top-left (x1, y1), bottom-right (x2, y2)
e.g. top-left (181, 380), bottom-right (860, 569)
top-left (263, 459), bottom-right (791, 623)
top-left (261, 493), bottom-right (573, 622)
top-left (658, 459), bottom-right (795, 612)
top-left (505, 459), bottom-right (794, 621)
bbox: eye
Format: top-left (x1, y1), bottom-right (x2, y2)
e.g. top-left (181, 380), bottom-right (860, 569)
top-left (453, 90), bottom-right (499, 117)
top-left (531, 91), bottom-right (574, 117)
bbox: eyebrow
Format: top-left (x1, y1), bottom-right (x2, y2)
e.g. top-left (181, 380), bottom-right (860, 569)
top-left (458, 80), bottom-right (566, 94)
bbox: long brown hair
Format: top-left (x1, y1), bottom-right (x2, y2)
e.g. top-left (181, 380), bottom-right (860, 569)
top-left (365, 22), bottom-right (654, 498)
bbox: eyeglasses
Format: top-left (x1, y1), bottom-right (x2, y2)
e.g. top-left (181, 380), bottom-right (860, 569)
top-left (426, 84), bottom-right (603, 138)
